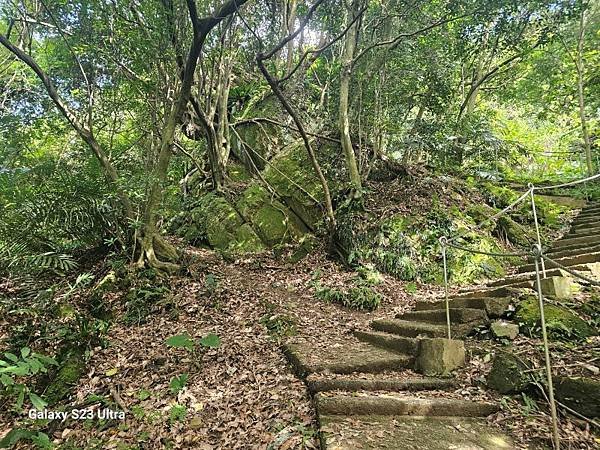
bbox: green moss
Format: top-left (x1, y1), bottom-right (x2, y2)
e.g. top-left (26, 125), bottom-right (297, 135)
top-left (237, 185), bottom-right (305, 246)
top-left (185, 193), bottom-right (265, 253)
top-left (316, 284), bottom-right (382, 311)
top-left (227, 162), bottom-right (251, 182)
top-left (45, 352), bottom-right (86, 405)
top-left (515, 296), bottom-right (595, 340)
top-left (262, 142), bottom-right (342, 229)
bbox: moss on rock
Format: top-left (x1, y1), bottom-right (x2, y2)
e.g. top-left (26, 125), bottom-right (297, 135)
top-left (187, 193), bottom-right (265, 253)
top-left (487, 351), bottom-right (530, 394)
top-left (44, 351), bottom-right (86, 405)
top-left (515, 295), bottom-right (595, 340)
top-left (236, 185), bottom-right (305, 246)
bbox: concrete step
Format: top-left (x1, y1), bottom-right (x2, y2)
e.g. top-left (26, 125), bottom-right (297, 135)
top-left (552, 234), bottom-right (600, 249)
top-left (487, 264), bottom-right (593, 287)
top-left (306, 374), bottom-right (455, 393)
top-left (371, 319), bottom-right (478, 339)
top-left (397, 308), bottom-right (488, 324)
top-left (414, 297), bottom-right (512, 318)
top-left (452, 286), bottom-right (520, 299)
top-left (315, 393), bottom-right (499, 417)
top-left (572, 220), bottom-right (600, 231)
top-left (543, 243), bottom-right (600, 260)
top-left (566, 226), bottom-right (600, 238)
top-left (548, 241), bottom-right (600, 255)
top-left (576, 213), bottom-right (600, 223)
top-left (319, 415), bottom-right (513, 450)
top-left (517, 251), bottom-right (600, 273)
top-left (372, 319), bottom-right (448, 338)
top-left (353, 330), bottom-right (419, 355)
top-left (283, 340), bottom-right (414, 376)
top-left (579, 206), bottom-right (600, 215)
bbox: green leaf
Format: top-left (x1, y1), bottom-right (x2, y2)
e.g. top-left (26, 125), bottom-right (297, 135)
top-left (31, 432), bottom-right (53, 449)
top-left (169, 373), bottom-right (188, 394)
top-left (199, 333), bottom-right (221, 348)
top-left (4, 352), bottom-right (18, 363)
top-left (16, 386), bottom-right (25, 409)
top-left (0, 428), bottom-right (35, 448)
top-left (29, 392), bottom-right (47, 411)
top-left (0, 374), bottom-right (13, 386)
top-left (20, 347), bottom-right (31, 358)
top-left (165, 334), bottom-right (195, 350)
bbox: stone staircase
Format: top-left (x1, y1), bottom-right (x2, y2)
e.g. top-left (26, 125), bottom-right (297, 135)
top-left (284, 201), bottom-right (600, 449)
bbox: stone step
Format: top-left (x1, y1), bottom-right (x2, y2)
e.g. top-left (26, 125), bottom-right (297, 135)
top-left (487, 264), bottom-right (593, 287)
top-left (372, 319), bottom-right (448, 338)
top-left (397, 308), bottom-right (488, 324)
top-left (579, 206), bottom-right (600, 215)
top-left (517, 251), bottom-right (600, 273)
top-left (319, 415), bottom-right (513, 450)
top-left (315, 393), bottom-right (499, 417)
top-left (453, 286), bottom-right (518, 299)
top-left (566, 226), bottom-right (600, 238)
top-left (414, 297), bottom-right (511, 318)
top-left (576, 214), bottom-right (600, 223)
top-left (283, 340), bottom-right (414, 376)
top-left (371, 319), bottom-right (478, 339)
top-left (548, 241), bottom-right (600, 255)
top-left (306, 374), bottom-right (455, 393)
top-left (543, 243), bottom-right (600, 260)
top-left (353, 330), bottom-right (419, 355)
top-left (572, 220), bottom-right (600, 231)
top-left (551, 234), bottom-right (600, 249)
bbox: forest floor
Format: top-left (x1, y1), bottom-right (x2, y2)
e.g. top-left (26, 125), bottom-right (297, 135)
top-left (2, 242), bottom-right (598, 449)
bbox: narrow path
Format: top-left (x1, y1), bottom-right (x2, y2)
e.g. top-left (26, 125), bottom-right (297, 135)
top-left (284, 201), bottom-right (600, 449)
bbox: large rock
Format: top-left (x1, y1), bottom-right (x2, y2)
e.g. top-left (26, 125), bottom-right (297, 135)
top-left (416, 338), bottom-right (465, 376)
top-left (236, 185), bottom-right (306, 246)
top-left (514, 295), bottom-right (595, 340)
top-left (534, 276), bottom-right (572, 299)
top-left (554, 376), bottom-right (600, 417)
top-left (487, 351), bottom-right (530, 394)
top-left (490, 320), bottom-right (519, 340)
top-left (187, 193), bottom-right (265, 253)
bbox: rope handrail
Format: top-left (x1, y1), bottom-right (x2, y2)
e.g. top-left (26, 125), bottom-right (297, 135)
top-left (446, 187), bottom-right (532, 245)
top-left (441, 237), bottom-right (529, 258)
top-left (540, 254), bottom-right (600, 286)
top-left (532, 172), bottom-right (600, 191)
top-left (437, 171), bottom-right (600, 450)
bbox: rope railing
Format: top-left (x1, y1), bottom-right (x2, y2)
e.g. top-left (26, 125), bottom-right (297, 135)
top-left (532, 172), bottom-right (600, 191)
top-left (439, 172), bottom-right (600, 450)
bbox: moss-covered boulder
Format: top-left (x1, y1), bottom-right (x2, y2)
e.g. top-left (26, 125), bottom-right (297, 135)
top-left (263, 141), bottom-right (342, 229)
top-left (236, 185), bottom-right (306, 246)
top-left (554, 376), bottom-right (600, 417)
top-left (487, 351), bottom-right (530, 394)
top-left (189, 193), bottom-right (265, 253)
top-left (514, 295), bottom-right (595, 340)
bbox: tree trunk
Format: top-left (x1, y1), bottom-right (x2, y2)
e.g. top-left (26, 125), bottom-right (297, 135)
top-left (285, 0), bottom-right (298, 72)
top-left (338, 0), bottom-right (362, 195)
top-left (576, 7), bottom-right (593, 176)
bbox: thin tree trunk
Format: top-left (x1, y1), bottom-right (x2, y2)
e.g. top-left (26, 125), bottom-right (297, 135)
top-left (0, 34), bottom-right (134, 222)
top-left (257, 58), bottom-right (336, 230)
top-left (338, 0), bottom-right (362, 195)
top-left (285, 0), bottom-right (298, 72)
top-left (576, 7), bottom-right (593, 176)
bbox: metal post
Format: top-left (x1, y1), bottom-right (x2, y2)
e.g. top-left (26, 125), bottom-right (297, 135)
top-left (440, 237), bottom-right (451, 340)
top-left (533, 245), bottom-right (560, 450)
top-left (528, 184), bottom-right (546, 277)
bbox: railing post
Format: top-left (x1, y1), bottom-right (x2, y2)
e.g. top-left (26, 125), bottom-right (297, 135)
top-left (440, 237), bottom-right (451, 340)
top-left (528, 183), bottom-right (546, 278)
top-left (533, 244), bottom-right (560, 450)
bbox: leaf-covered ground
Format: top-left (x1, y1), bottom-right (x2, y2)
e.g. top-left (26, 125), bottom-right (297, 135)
top-left (1, 243), bottom-right (599, 449)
